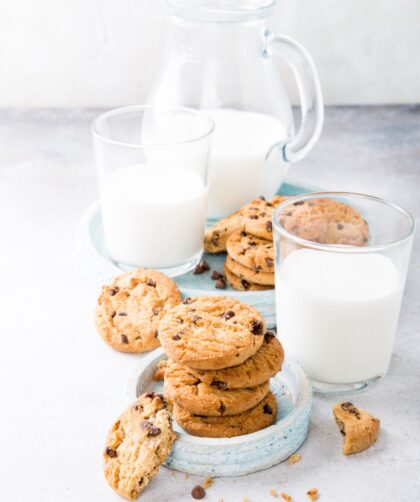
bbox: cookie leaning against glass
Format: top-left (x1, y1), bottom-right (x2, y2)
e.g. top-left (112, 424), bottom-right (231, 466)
top-left (95, 268), bottom-right (182, 353)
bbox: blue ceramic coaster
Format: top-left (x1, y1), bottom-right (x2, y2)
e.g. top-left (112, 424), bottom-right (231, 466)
top-left (126, 347), bottom-right (312, 477)
top-left (75, 181), bottom-right (315, 328)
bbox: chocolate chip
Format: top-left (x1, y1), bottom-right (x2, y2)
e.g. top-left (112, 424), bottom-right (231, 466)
top-left (260, 212), bottom-right (267, 217)
top-left (183, 297), bottom-right (193, 305)
top-left (265, 257), bottom-right (274, 268)
top-left (341, 402), bottom-right (361, 419)
top-left (172, 333), bottom-right (181, 340)
top-left (146, 279), bottom-right (156, 287)
top-left (191, 485), bottom-right (206, 499)
top-left (140, 420), bottom-right (161, 436)
top-left (118, 312), bottom-right (127, 316)
top-left (219, 403), bottom-right (226, 414)
top-left (240, 231), bottom-right (247, 237)
top-left (337, 223), bottom-right (344, 230)
top-left (153, 308), bottom-right (159, 316)
top-left (263, 404), bottom-right (273, 415)
top-left (215, 277), bottom-right (227, 289)
top-left (145, 392), bottom-right (155, 398)
top-left (251, 320), bottom-right (264, 335)
top-left (200, 259), bottom-right (210, 271)
top-left (293, 200), bottom-right (304, 206)
top-left (192, 315), bottom-right (201, 325)
top-left (241, 279), bottom-right (250, 290)
top-left (250, 214), bottom-right (259, 220)
top-left (154, 330), bottom-right (159, 338)
top-left (266, 220), bottom-right (273, 232)
top-left (259, 195), bottom-right (266, 201)
top-left (364, 237), bottom-right (368, 243)
top-left (286, 211), bottom-right (292, 216)
top-left (222, 310), bottom-right (235, 320)
top-left (121, 335), bottom-right (129, 344)
top-left (193, 264), bottom-right (204, 275)
top-left (211, 270), bottom-right (223, 280)
top-left (105, 447), bottom-right (117, 458)
top-left (249, 240), bottom-right (257, 247)
top-left (211, 380), bottom-right (227, 390)
top-left (138, 477), bottom-right (144, 486)
top-left (109, 287), bottom-right (119, 296)
top-left (264, 331), bottom-right (275, 342)
top-left (266, 202), bottom-right (273, 207)
top-left (254, 265), bottom-right (262, 272)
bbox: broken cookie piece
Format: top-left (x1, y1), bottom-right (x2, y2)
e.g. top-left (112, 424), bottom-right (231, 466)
top-left (333, 402), bottom-right (380, 455)
top-left (153, 359), bottom-right (168, 381)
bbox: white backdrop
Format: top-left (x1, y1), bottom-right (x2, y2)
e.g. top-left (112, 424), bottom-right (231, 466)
top-left (0, 0), bottom-right (419, 107)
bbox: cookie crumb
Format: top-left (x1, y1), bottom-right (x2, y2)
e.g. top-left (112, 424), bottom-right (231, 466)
top-left (270, 488), bottom-right (279, 497)
top-left (281, 493), bottom-right (292, 502)
top-left (202, 477), bottom-right (213, 489)
top-left (191, 485), bottom-right (206, 499)
top-left (307, 488), bottom-right (318, 500)
top-left (287, 453), bottom-right (301, 465)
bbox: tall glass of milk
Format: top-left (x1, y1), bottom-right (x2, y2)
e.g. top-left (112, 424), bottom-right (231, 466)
top-left (92, 106), bottom-right (214, 276)
top-left (273, 192), bottom-right (415, 394)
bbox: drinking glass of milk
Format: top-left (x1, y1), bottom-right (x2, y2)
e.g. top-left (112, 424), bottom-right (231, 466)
top-left (92, 105), bottom-right (214, 276)
top-left (273, 192), bottom-right (415, 394)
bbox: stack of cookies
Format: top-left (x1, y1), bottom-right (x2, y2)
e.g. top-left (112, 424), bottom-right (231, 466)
top-left (204, 195), bottom-right (289, 291)
top-left (158, 296), bottom-right (284, 438)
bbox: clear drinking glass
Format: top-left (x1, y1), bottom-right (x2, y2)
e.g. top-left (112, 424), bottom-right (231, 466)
top-left (273, 192), bottom-right (415, 394)
top-left (92, 105), bottom-right (214, 276)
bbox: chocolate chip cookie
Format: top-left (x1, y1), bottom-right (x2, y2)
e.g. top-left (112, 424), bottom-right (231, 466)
top-left (204, 209), bottom-right (243, 253)
top-left (278, 198), bottom-right (369, 246)
top-left (333, 402), bottom-right (380, 455)
top-left (225, 255), bottom-right (275, 286)
top-left (241, 195), bottom-right (289, 240)
top-left (95, 269), bottom-right (182, 353)
top-left (158, 296), bottom-right (266, 370)
top-left (224, 262), bottom-right (272, 291)
top-left (165, 362), bottom-right (269, 416)
top-left (180, 331), bottom-right (284, 389)
top-left (103, 392), bottom-right (177, 500)
top-left (174, 391), bottom-right (278, 438)
top-left (226, 230), bottom-right (275, 273)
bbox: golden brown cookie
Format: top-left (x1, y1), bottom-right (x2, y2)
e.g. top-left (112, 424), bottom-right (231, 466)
top-left (95, 269), bottom-right (182, 353)
top-left (158, 296), bottom-right (266, 370)
top-left (227, 230), bottom-right (275, 273)
top-left (174, 391), bottom-right (277, 438)
top-left (204, 209), bottom-right (243, 253)
top-left (204, 195), bottom-right (289, 253)
top-left (171, 331), bottom-right (283, 389)
top-left (333, 402), bottom-right (380, 455)
top-left (153, 359), bottom-right (168, 381)
top-left (278, 198), bottom-right (369, 246)
top-left (241, 195), bottom-right (289, 240)
top-left (225, 255), bottom-right (275, 286)
top-left (224, 261), bottom-right (272, 291)
top-left (165, 362), bottom-right (269, 416)
top-left (103, 392), bottom-right (177, 500)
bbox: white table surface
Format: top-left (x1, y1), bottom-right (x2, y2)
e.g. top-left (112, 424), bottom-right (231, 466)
top-left (1, 107), bottom-right (419, 502)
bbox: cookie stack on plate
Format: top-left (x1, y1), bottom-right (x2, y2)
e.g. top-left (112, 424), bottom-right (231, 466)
top-left (158, 296), bottom-right (284, 438)
top-left (204, 195), bottom-right (289, 291)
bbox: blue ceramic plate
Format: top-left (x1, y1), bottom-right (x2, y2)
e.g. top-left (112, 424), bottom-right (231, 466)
top-left (75, 181), bottom-right (315, 328)
top-left (126, 347), bottom-right (312, 477)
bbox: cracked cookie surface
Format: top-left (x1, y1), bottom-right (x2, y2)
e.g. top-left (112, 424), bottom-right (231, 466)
top-left (158, 296), bottom-right (266, 370)
top-left (333, 402), bottom-right (380, 455)
top-left (278, 198), bottom-right (369, 246)
top-left (226, 230), bottom-right (275, 273)
top-left (95, 269), bottom-right (182, 353)
top-left (174, 391), bottom-right (278, 438)
top-left (165, 361), bottom-right (269, 416)
top-left (103, 392), bottom-right (177, 500)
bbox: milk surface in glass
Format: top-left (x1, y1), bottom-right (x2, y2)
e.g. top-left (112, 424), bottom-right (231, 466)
top-left (205, 109), bottom-right (288, 218)
top-left (100, 164), bottom-right (207, 268)
top-left (276, 249), bottom-right (403, 384)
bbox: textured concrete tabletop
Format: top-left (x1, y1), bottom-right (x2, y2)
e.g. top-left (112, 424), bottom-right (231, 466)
top-left (0, 106), bottom-right (419, 502)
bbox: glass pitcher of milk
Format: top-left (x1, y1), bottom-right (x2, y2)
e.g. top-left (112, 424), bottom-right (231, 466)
top-left (148, 0), bottom-right (324, 218)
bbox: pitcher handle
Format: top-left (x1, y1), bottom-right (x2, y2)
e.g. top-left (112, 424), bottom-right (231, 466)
top-left (264, 33), bottom-right (324, 163)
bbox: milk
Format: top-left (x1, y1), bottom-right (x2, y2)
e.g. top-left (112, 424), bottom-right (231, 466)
top-left (276, 249), bottom-right (403, 384)
top-left (204, 109), bottom-right (288, 218)
top-left (100, 165), bottom-right (207, 268)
